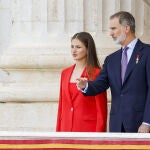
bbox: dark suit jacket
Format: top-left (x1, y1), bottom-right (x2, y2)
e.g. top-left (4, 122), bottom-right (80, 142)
top-left (85, 40), bottom-right (150, 132)
top-left (56, 65), bottom-right (107, 132)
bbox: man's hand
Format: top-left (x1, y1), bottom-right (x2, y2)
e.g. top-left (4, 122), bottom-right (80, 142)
top-left (138, 124), bottom-right (150, 133)
top-left (76, 78), bottom-right (88, 90)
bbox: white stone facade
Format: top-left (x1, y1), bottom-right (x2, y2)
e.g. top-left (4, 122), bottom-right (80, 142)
top-left (0, 0), bottom-right (150, 131)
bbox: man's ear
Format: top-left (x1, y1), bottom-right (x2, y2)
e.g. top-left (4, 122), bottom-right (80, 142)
top-left (125, 25), bottom-right (130, 33)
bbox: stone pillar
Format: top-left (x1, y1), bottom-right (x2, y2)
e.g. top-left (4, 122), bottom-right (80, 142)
top-left (0, 0), bottom-right (11, 52)
top-left (142, 0), bottom-right (150, 42)
top-left (0, 0), bottom-right (149, 131)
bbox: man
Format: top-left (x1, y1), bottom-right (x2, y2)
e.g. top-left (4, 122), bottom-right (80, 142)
top-left (76, 11), bottom-right (150, 132)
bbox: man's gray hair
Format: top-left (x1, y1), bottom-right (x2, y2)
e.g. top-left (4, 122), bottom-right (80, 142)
top-left (110, 11), bottom-right (135, 33)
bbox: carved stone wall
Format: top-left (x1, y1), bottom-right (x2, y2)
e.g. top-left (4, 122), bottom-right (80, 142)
top-left (0, 0), bottom-right (149, 131)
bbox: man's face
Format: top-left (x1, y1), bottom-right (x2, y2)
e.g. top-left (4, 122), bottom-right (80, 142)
top-left (109, 17), bottom-right (126, 45)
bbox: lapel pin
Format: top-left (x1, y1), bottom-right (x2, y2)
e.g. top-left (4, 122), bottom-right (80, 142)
top-left (136, 54), bottom-right (140, 64)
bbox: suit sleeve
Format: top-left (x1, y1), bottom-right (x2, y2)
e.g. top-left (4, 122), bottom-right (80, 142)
top-left (85, 57), bottom-right (110, 96)
top-left (56, 73), bottom-right (63, 131)
top-left (91, 69), bottom-right (107, 132)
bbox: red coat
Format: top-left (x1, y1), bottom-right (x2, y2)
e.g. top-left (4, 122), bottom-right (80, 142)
top-left (56, 65), bottom-right (107, 132)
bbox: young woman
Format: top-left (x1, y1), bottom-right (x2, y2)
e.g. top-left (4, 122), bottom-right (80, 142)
top-left (56, 32), bottom-right (107, 132)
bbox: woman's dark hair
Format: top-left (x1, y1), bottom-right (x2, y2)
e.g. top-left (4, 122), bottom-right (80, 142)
top-left (71, 32), bottom-right (100, 80)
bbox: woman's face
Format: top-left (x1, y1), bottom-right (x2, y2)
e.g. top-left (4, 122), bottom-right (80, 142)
top-left (71, 38), bottom-right (87, 61)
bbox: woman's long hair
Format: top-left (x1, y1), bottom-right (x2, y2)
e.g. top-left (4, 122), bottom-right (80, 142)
top-left (71, 32), bottom-right (101, 80)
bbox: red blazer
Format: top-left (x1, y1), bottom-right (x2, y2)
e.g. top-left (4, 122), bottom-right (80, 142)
top-left (56, 65), bottom-right (107, 132)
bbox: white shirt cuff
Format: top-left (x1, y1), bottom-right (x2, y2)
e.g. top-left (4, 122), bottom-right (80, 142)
top-left (142, 122), bottom-right (150, 126)
top-left (81, 83), bottom-right (88, 93)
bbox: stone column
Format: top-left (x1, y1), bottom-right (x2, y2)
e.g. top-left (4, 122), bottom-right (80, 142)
top-left (0, 0), bottom-right (11, 52)
top-left (142, 0), bottom-right (150, 42)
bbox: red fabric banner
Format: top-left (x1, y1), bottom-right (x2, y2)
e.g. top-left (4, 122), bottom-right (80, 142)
top-left (0, 138), bottom-right (150, 149)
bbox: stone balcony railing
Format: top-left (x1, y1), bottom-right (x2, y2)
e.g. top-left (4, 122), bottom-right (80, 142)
top-left (0, 0), bottom-right (150, 132)
top-left (0, 131), bottom-right (150, 149)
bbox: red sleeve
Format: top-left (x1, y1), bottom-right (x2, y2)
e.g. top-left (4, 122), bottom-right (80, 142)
top-left (56, 73), bottom-right (63, 131)
top-left (95, 91), bottom-right (107, 131)
top-left (93, 68), bottom-right (107, 131)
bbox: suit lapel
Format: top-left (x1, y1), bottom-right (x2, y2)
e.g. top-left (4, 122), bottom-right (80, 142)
top-left (123, 40), bottom-right (144, 85)
top-left (65, 65), bottom-right (86, 103)
top-left (70, 67), bottom-right (87, 102)
top-left (65, 65), bottom-right (75, 105)
top-left (113, 49), bottom-right (122, 89)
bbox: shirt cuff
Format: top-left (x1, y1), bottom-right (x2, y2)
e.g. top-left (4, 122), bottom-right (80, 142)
top-left (81, 83), bottom-right (88, 93)
top-left (142, 122), bottom-right (150, 126)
